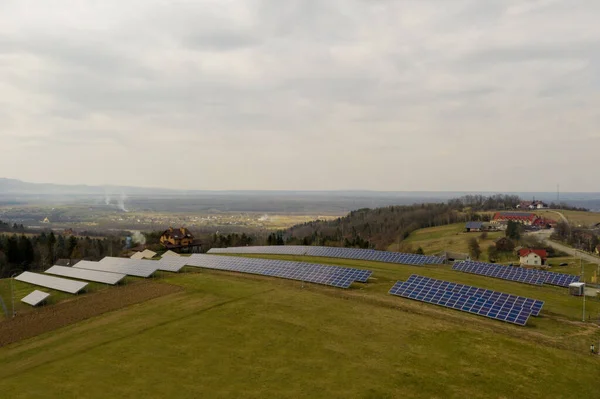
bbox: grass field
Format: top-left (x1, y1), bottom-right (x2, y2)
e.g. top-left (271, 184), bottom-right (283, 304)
top-left (0, 278), bottom-right (122, 319)
top-left (389, 223), bottom-right (504, 261)
top-left (392, 223), bottom-right (600, 281)
top-left (536, 210), bottom-right (600, 227)
top-left (1, 255), bottom-right (600, 398)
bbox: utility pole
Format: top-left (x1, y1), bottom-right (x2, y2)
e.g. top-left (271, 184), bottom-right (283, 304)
top-left (10, 272), bottom-right (17, 318)
top-left (581, 256), bottom-right (585, 322)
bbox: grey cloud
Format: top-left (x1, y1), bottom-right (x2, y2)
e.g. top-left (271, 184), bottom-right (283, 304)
top-left (0, 0), bottom-right (599, 191)
top-left (461, 41), bottom-right (600, 66)
top-left (185, 30), bottom-right (261, 51)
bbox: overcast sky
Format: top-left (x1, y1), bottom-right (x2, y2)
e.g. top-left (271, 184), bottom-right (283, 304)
top-left (1, 0), bottom-right (598, 191)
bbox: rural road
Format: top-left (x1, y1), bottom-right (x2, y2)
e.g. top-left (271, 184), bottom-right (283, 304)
top-left (545, 210), bottom-right (569, 224)
top-left (528, 229), bottom-right (600, 266)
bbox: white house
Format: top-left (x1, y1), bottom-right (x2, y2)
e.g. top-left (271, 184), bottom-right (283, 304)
top-left (519, 249), bottom-right (547, 266)
top-left (517, 200), bottom-right (548, 210)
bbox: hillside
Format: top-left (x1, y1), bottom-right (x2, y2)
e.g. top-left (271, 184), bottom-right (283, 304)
top-left (281, 196), bottom-right (527, 250)
top-left (283, 203), bottom-right (481, 250)
top-left (535, 209), bottom-right (600, 227)
top-left (390, 223), bottom-right (504, 260)
top-left (1, 257), bottom-right (599, 398)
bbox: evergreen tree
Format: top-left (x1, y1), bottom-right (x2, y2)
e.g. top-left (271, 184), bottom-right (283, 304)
top-left (56, 235), bottom-right (67, 259)
top-left (505, 221), bottom-right (521, 240)
top-left (47, 232), bottom-right (57, 264)
top-left (68, 236), bottom-right (78, 257)
top-left (18, 235), bottom-right (34, 267)
top-left (6, 235), bottom-right (19, 264)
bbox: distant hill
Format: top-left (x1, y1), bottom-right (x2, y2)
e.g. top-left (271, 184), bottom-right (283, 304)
top-left (0, 178), bottom-right (175, 196)
top-left (282, 203), bottom-right (483, 250)
top-left (2, 177), bottom-right (600, 213)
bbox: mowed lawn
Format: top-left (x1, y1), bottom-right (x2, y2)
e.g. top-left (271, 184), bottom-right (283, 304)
top-left (1, 266), bottom-right (599, 399)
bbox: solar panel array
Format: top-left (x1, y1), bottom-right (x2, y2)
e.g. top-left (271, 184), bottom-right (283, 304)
top-left (397, 275), bottom-right (544, 316)
top-left (155, 257), bottom-right (190, 272)
top-left (75, 258), bottom-right (159, 278)
top-left (389, 275), bottom-right (544, 326)
top-left (21, 290), bottom-right (51, 306)
top-left (208, 246), bottom-right (445, 266)
top-left (453, 261), bottom-right (580, 287)
top-left (46, 265), bottom-right (126, 285)
top-left (452, 261), bottom-right (544, 286)
top-left (536, 270), bottom-right (581, 287)
top-left (186, 254), bottom-right (372, 288)
top-left (15, 271), bottom-right (88, 294)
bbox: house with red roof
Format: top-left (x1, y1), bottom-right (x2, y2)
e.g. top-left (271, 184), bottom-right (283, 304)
top-left (492, 212), bottom-right (539, 226)
top-left (519, 248), bottom-right (547, 266)
top-left (533, 217), bottom-right (557, 228)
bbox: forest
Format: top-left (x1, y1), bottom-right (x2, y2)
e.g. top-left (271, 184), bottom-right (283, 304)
top-left (0, 231), bottom-right (124, 278)
top-left (249, 195), bottom-right (525, 251)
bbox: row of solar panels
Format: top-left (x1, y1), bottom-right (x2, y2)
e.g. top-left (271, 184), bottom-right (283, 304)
top-left (453, 261), bottom-right (580, 287)
top-left (16, 257), bottom-right (548, 327)
top-left (208, 245), bottom-right (445, 265)
top-left (14, 253), bottom-right (374, 304)
top-left (14, 257), bottom-right (189, 302)
top-left (389, 275), bottom-right (545, 326)
top-left (186, 254), bottom-right (372, 288)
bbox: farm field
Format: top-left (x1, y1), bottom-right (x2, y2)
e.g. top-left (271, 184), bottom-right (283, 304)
top-left (1, 255), bottom-right (599, 398)
top-left (0, 205), bottom-right (338, 233)
top-left (535, 209), bottom-right (600, 227)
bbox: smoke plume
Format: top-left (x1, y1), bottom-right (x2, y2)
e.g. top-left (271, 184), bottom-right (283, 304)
top-left (118, 192), bottom-right (128, 212)
top-left (104, 188), bottom-right (111, 205)
top-left (131, 231), bottom-right (146, 246)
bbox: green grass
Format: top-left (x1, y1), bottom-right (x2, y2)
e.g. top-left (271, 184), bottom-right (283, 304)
top-left (535, 210), bottom-right (600, 227)
top-left (0, 270), bottom-right (599, 398)
top-left (229, 254), bottom-right (600, 323)
top-left (1, 257), bottom-right (600, 398)
top-left (0, 278), bottom-right (119, 319)
top-left (392, 223), bottom-right (504, 261)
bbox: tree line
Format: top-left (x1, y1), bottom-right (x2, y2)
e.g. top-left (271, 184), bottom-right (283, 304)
top-left (260, 197), bottom-right (505, 251)
top-left (0, 233), bottom-right (124, 278)
top-left (196, 194), bottom-right (553, 252)
top-left (552, 221), bottom-right (599, 253)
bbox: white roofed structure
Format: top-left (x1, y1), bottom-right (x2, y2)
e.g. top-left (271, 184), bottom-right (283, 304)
top-left (21, 290), bottom-right (51, 306)
top-left (79, 257), bottom-right (158, 278)
top-left (130, 252), bottom-right (145, 260)
top-left (130, 249), bottom-right (157, 260)
top-left (46, 265), bottom-right (126, 285)
top-left (15, 272), bottom-right (88, 294)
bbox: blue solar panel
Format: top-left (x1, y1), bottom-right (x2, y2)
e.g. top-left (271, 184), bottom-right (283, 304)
top-left (186, 254), bottom-right (372, 288)
top-left (389, 275), bottom-right (543, 325)
top-left (452, 261), bottom-right (544, 285)
top-left (207, 246), bottom-right (445, 266)
top-left (453, 261), bottom-right (580, 287)
top-left (404, 275), bottom-right (544, 316)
